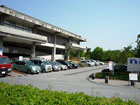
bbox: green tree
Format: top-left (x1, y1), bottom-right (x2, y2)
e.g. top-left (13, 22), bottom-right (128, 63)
top-left (135, 34), bottom-right (140, 57)
top-left (111, 50), bottom-right (121, 64)
top-left (85, 48), bottom-right (91, 59)
top-left (91, 47), bottom-right (104, 61)
top-left (80, 50), bottom-right (85, 57)
top-left (119, 45), bottom-right (135, 64)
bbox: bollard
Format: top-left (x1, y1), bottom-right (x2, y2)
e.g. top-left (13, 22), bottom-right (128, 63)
top-left (105, 76), bottom-right (109, 83)
top-left (130, 80), bottom-right (135, 86)
top-left (91, 73), bottom-right (95, 79)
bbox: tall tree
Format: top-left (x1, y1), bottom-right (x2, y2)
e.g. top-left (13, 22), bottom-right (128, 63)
top-left (135, 34), bottom-right (140, 57)
top-left (85, 48), bottom-right (91, 59)
top-left (91, 47), bottom-right (104, 61)
top-left (80, 50), bottom-right (85, 57)
top-left (119, 45), bottom-right (135, 64)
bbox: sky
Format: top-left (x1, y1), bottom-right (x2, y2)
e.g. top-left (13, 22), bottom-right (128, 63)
top-left (0, 0), bottom-right (140, 51)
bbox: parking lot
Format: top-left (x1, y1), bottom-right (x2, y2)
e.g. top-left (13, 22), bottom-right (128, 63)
top-left (0, 65), bottom-right (140, 103)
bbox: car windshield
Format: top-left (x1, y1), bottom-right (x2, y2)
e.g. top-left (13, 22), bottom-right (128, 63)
top-left (0, 57), bottom-right (11, 64)
top-left (43, 61), bottom-right (50, 65)
top-left (83, 61), bottom-right (88, 63)
top-left (26, 61), bottom-right (35, 65)
top-left (56, 62), bottom-right (61, 65)
top-left (49, 61), bottom-right (56, 65)
top-left (65, 61), bottom-right (69, 64)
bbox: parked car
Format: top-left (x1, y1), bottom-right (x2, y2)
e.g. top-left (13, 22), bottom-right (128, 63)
top-left (114, 64), bottom-right (127, 72)
top-left (80, 60), bottom-right (94, 67)
top-left (96, 60), bottom-right (104, 65)
top-left (65, 61), bottom-right (73, 69)
top-left (67, 61), bottom-right (79, 69)
top-left (87, 60), bottom-right (95, 66)
top-left (56, 62), bottom-right (68, 70)
top-left (102, 64), bottom-right (127, 73)
top-left (56, 60), bottom-right (72, 69)
top-left (49, 61), bottom-right (61, 71)
top-left (0, 55), bottom-right (11, 76)
top-left (12, 60), bottom-right (41, 74)
top-left (90, 59), bottom-right (100, 66)
top-left (101, 67), bottom-right (110, 72)
top-left (31, 59), bottom-right (52, 72)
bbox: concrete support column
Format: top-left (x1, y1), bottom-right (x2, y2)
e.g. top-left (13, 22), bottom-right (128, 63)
top-left (52, 34), bottom-right (56, 61)
top-left (0, 36), bottom-right (3, 55)
top-left (78, 50), bottom-right (81, 58)
top-left (67, 48), bottom-right (70, 61)
top-left (31, 43), bottom-right (36, 58)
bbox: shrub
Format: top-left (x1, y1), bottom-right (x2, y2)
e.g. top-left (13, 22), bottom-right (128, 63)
top-left (94, 72), bottom-right (140, 82)
top-left (0, 82), bottom-right (138, 105)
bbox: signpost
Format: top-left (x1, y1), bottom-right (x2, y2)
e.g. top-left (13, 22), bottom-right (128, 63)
top-left (127, 58), bottom-right (140, 72)
top-left (127, 58), bottom-right (140, 86)
top-left (129, 73), bottom-right (138, 86)
top-left (129, 73), bottom-right (138, 81)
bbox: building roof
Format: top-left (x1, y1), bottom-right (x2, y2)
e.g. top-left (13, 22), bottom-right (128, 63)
top-left (0, 5), bottom-right (86, 42)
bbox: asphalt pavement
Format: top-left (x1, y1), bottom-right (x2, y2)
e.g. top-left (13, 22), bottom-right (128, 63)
top-left (0, 65), bottom-right (140, 104)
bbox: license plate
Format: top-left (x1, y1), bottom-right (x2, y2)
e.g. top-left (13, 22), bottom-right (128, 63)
top-left (2, 71), bottom-right (6, 74)
top-left (48, 69), bottom-right (51, 72)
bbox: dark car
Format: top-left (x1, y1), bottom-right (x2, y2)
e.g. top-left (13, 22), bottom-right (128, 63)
top-left (102, 64), bottom-right (127, 73)
top-left (114, 64), bottom-right (127, 72)
top-left (56, 60), bottom-right (72, 69)
top-left (67, 61), bottom-right (79, 69)
top-left (101, 67), bottom-right (110, 72)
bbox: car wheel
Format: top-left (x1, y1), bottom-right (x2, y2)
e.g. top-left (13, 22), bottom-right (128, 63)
top-left (42, 69), bottom-right (45, 73)
top-left (88, 64), bottom-right (91, 67)
top-left (27, 69), bottom-right (31, 74)
top-left (2, 74), bottom-right (7, 77)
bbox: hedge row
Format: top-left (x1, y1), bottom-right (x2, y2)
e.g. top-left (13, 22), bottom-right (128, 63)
top-left (94, 72), bottom-right (140, 82)
top-left (0, 82), bottom-right (138, 105)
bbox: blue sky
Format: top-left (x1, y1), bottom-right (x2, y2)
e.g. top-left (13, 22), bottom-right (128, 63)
top-left (0, 0), bottom-right (140, 50)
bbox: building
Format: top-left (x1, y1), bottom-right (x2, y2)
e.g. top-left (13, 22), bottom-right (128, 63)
top-left (0, 5), bottom-right (86, 61)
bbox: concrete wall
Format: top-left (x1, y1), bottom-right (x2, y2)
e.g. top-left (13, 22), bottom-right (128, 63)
top-left (36, 29), bottom-right (69, 45)
top-left (0, 25), bottom-right (47, 42)
top-left (0, 6), bottom-right (86, 42)
top-left (56, 35), bottom-right (69, 45)
top-left (37, 55), bottom-right (64, 60)
top-left (3, 46), bottom-right (49, 56)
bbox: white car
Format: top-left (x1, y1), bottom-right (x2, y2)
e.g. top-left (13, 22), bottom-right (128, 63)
top-left (90, 59), bottom-right (100, 66)
top-left (80, 60), bottom-right (95, 67)
top-left (87, 60), bottom-right (95, 66)
top-left (56, 62), bottom-right (68, 70)
top-left (96, 60), bottom-right (104, 65)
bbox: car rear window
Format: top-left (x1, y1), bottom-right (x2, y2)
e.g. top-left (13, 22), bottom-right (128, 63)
top-left (43, 61), bottom-right (50, 65)
top-left (0, 57), bottom-right (11, 64)
top-left (26, 61), bottom-right (35, 65)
